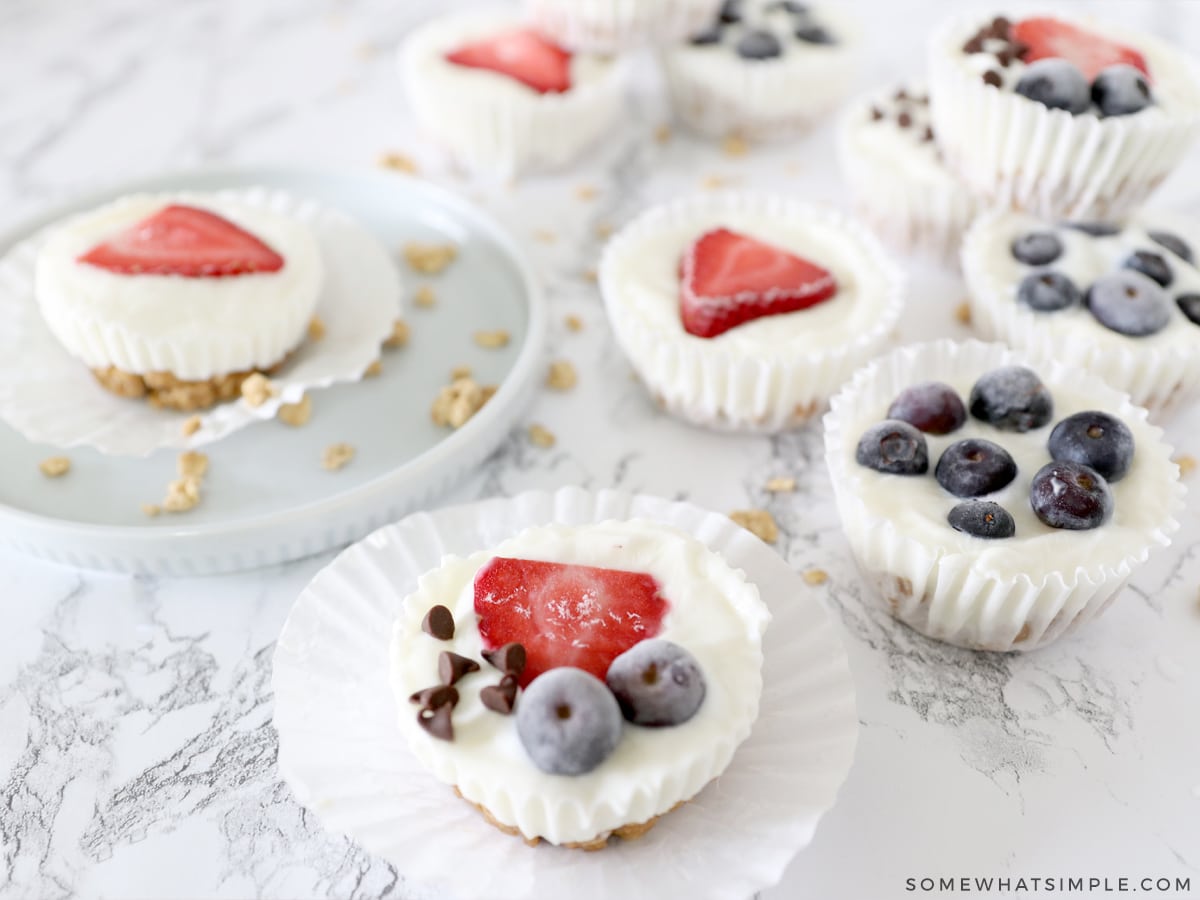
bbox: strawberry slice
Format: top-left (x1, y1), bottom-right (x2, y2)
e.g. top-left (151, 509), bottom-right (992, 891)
top-left (679, 227), bottom-right (838, 339)
top-left (474, 558), bottom-right (669, 688)
top-left (445, 29), bottom-right (572, 94)
top-left (1012, 17), bottom-right (1150, 82)
top-left (78, 204), bottom-right (284, 277)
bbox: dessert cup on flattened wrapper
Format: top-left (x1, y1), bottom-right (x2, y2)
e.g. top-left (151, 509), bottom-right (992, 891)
top-left (823, 339), bottom-right (1183, 652)
top-left (600, 192), bottom-right (906, 433)
top-left (962, 209), bottom-right (1200, 414)
top-left (523, 0), bottom-right (722, 53)
top-left (400, 13), bottom-right (631, 180)
top-left (662, 8), bottom-right (859, 139)
top-left (928, 15), bottom-right (1200, 220)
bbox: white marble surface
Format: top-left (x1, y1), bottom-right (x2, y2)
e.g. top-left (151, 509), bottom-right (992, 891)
top-left (3, 1), bottom-right (1200, 898)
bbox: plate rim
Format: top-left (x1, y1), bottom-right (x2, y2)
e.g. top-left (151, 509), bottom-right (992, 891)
top-left (0, 163), bottom-right (547, 554)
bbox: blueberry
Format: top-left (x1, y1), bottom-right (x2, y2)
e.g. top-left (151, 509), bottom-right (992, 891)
top-left (1010, 231), bottom-right (1063, 266)
top-left (718, 0), bottom-right (742, 23)
top-left (736, 29), bottom-right (783, 60)
top-left (1047, 410), bottom-right (1135, 482)
top-left (935, 438), bottom-right (1018, 498)
top-left (855, 419), bottom-right (929, 475)
top-left (1177, 293), bottom-right (1200, 326)
top-left (886, 382), bottom-right (967, 435)
top-left (690, 23), bottom-right (724, 45)
top-left (515, 668), bottom-right (622, 776)
top-left (1062, 221), bottom-right (1122, 237)
top-left (795, 24), bottom-right (835, 44)
top-left (1014, 59), bottom-right (1090, 114)
top-left (1091, 64), bottom-right (1153, 117)
top-left (1086, 270), bottom-right (1171, 337)
top-left (605, 639), bottom-right (705, 727)
top-left (969, 367), bottom-right (1054, 432)
top-left (1030, 461), bottom-right (1114, 530)
top-left (1148, 230), bottom-right (1194, 265)
top-left (1017, 270), bottom-right (1082, 312)
top-left (1123, 250), bottom-right (1174, 288)
top-left (947, 500), bottom-right (1016, 539)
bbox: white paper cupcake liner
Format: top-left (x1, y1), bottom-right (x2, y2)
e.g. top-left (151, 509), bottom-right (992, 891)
top-left (390, 520), bottom-right (769, 847)
top-left (823, 339), bottom-right (1184, 652)
top-left (400, 13), bottom-right (631, 180)
top-left (928, 15), bottom-right (1200, 220)
top-left (599, 192), bottom-right (906, 433)
top-left (0, 187), bottom-right (402, 457)
top-left (962, 209), bottom-right (1200, 413)
top-left (273, 487), bottom-right (858, 900)
top-left (837, 86), bottom-right (980, 263)
top-left (662, 10), bottom-right (859, 139)
top-left (523, 0), bottom-right (722, 53)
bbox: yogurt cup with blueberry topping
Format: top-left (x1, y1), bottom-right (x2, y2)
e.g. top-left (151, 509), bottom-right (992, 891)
top-left (662, 0), bottom-right (860, 139)
top-left (824, 339), bottom-right (1182, 652)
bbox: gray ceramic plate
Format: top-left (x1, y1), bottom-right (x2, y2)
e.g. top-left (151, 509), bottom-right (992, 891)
top-left (0, 165), bottom-right (546, 575)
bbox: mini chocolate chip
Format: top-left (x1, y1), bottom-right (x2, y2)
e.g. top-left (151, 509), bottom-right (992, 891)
top-left (421, 604), bottom-right (455, 640)
top-left (894, 87), bottom-right (908, 101)
top-left (409, 684), bottom-right (460, 709)
top-left (438, 651), bottom-right (481, 686)
top-left (921, 125), bottom-right (934, 142)
top-left (989, 15), bottom-right (1011, 37)
top-left (915, 93), bottom-right (930, 104)
top-left (982, 70), bottom-right (1003, 88)
top-left (869, 105), bottom-right (884, 120)
top-left (482, 642), bottom-right (527, 677)
top-left (897, 111), bottom-right (912, 128)
top-left (962, 35), bottom-right (985, 53)
top-left (418, 703), bottom-right (454, 741)
top-left (995, 47), bottom-right (1013, 67)
top-left (480, 674), bottom-right (519, 715)
top-left (1010, 40), bottom-right (1029, 58)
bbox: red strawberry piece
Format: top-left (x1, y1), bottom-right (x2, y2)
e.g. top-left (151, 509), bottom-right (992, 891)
top-left (474, 558), bottom-right (669, 688)
top-left (1012, 17), bottom-right (1150, 82)
top-left (445, 29), bottom-right (573, 94)
top-left (679, 227), bottom-right (838, 339)
top-left (77, 205), bottom-right (284, 277)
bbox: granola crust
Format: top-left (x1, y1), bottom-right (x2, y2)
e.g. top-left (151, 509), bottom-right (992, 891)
top-left (91, 355), bottom-right (291, 412)
top-left (453, 786), bottom-right (686, 851)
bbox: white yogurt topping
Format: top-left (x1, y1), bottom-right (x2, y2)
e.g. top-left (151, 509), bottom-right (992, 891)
top-left (390, 520), bottom-right (769, 846)
top-left (36, 192), bottom-right (322, 378)
top-left (972, 210), bottom-right (1200, 353)
top-left (842, 82), bottom-right (958, 188)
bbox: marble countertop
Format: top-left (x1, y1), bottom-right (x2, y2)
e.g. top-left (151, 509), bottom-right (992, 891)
top-left (3, 1), bottom-right (1200, 898)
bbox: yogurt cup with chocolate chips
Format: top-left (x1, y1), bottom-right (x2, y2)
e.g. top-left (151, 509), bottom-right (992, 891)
top-left (824, 339), bottom-right (1182, 652)
top-left (837, 81), bottom-right (981, 261)
top-left (662, 0), bottom-right (860, 139)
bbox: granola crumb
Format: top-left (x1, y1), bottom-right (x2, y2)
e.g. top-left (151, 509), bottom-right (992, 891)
top-left (565, 314), bottom-right (584, 332)
top-left (241, 372), bottom-right (276, 407)
top-left (729, 509), bottom-right (779, 544)
top-left (364, 359), bottom-right (383, 378)
top-left (432, 376), bottom-right (488, 429)
top-left (594, 222), bottom-right (614, 240)
top-left (177, 451), bottom-right (209, 479)
top-left (163, 475), bottom-right (202, 513)
top-left (654, 124), bottom-right (672, 144)
top-left (141, 503), bottom-right (162, 517)
top-left (414, 285), bottom-right (437, 308)
top-left (383, 319), bottom-right (410, 349)
top-left (379, 151), bottom-right (418, 174)
top-left (533, 229), bottom-right (558, 244)
top-left (764, 476), bottom-right (797, 493)
top-left (474, 329), bottom-right (511, 349)
top-left (701, 174), bottom-right (736, 191)
top-left (278, 393), bottom-right (313, 427)
top-left (546, 360), bottom-right (578, 391)
top-left (528, 423), bottom-right (556, 448)
top-left (575, 184), bottom-right (598, 202)
top-left (722, 134), bottom-right (749, 157)
top-left (803, 568), bottom-right (829, 586)
top-left (450, 364), bottom-right (472, 380)
top-left (582, 268), bottom-right (598, 283)
top-left (39, 456), bottom-right (71, 478)
top-left (1175, 454), bottom-right (1197, 477)
top-left (307, 315), bottom-right (327, 340)
top-left (322, 442), bottom-right (356, 471)
top-left (181, 415), bottom-right (202, 437)
top-left (403, 241), bottom-right (457, 275)
top-left (481, 384), bottom-right (499, 403)
top-left (955, 301), bottom-right (972, 325)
